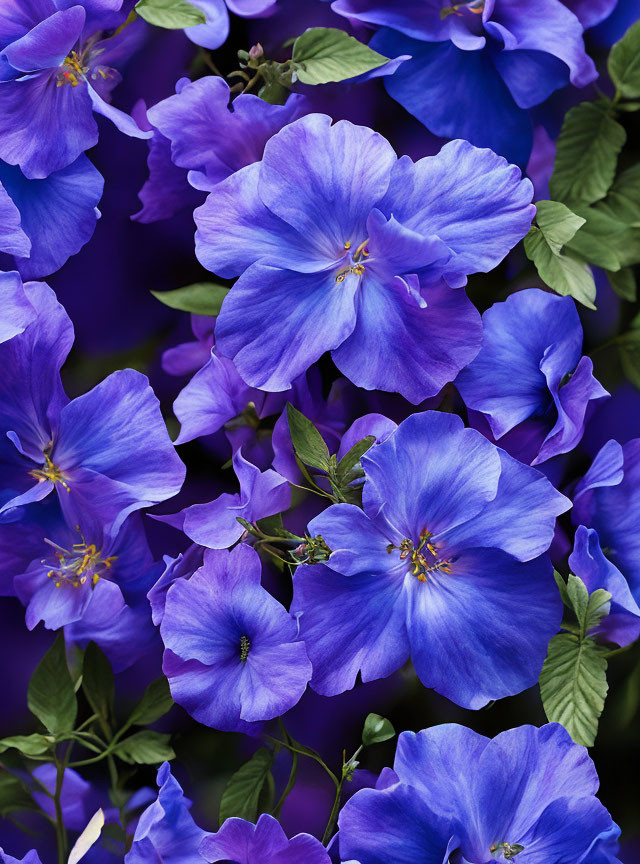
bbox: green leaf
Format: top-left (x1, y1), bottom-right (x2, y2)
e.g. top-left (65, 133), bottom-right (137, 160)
top-left (566, 573), bottom-right (590, 631)
top-left (27, 634), bottom-right (77, 735)
top-left (292, 27), bottom-right (388, 85)
top-left (362, 713), bottom-right (395, 747)
top-left (151, 282), bottom-right (229, 316)
top-left (336, 436), bottom-right (375, 485)
top-left (607, 267), bottom-right (637, 301)
top-left (524, 201), bottom-right (596, 309)
top-left (598, 163), bottom-right (640, 224)
top-left (617, 328), bottom-right (640, 389)
top-left (82, 642), bottom-right (114, 724)
top-left (568, 205), bottom-right (640, 272)
top-left (549, 103), bottom-right (626, 207)
top-left (135, 0), bottom-right (206, 28)
top-left (286, 403), bottom-right (331, 471)
top-left (219, 748), bottom-right (275, 826)
top-left (539, 633), bottom-right (608, 746)
top-left (0, 770), bottom-right (37, 815)
top-left (553, 570), bottom-right (570, 608)
top-left (0, 734), bottom-right (54, 757)
top-left (608, 20), bottom-right (640, 100)
top-left (585, 588), bottom-right (612, 632)
top-left (126, 677), bottom-right (173, 728)
top-left (113, 730), bottom-right (175, 764)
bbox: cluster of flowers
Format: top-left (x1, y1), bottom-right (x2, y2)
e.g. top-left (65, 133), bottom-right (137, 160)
top-left (1, 0), bottom-right (640, 861)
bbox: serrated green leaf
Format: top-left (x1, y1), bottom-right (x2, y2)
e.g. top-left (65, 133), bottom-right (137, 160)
top-left (539, 633), bottom-right (608, 746)
top-left (524, 201), bottom-right (596, 309)
top-left (151, 282), bottom-right (229, 316)
top-left (549, 103), bottom-right (626, 207)
top-left (292, 27), bottom-right (388, 85)
top-left (27, 634), bottom-right (77, 736)
top-left (608, 20), bottom-right (640, 100)
top-left (0, 770), bottom-right (37, 815)
top-left (286, 403), bottom-right (331, 471)
top-left (135, 0), bottom-right (206, 28)
top-left (362, 713), bottom-right (395, 747)
top-left (0, 734), bottom-right (54, 757)
top-left (82, 642), bottom-right (114, 724)
top-left (336, 436), bottom-right (375, 485)
top-left (126, 677), bottom-right (173, 729)
top-left (607, 267), bottom-right (637, 301)
top-left (219, 748), bottom-right (274, 826)
top-left (113, 730), bottom-right (175, 764)
top-left (617, 328), bottom-right (640, 389)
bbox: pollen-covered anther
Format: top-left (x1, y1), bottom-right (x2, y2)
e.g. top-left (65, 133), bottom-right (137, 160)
top-left (240, 635), bottom-right (251, 662)
top-left (43, 535), bottom-right (117, 590)
top-left (30, 453), bottom-right (71, 492)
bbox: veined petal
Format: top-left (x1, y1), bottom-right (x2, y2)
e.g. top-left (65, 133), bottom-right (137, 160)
top-left (1, 7), bottom-right (85, 72)
top-left (215, 264), bottom-right (359, 391)
top-left (0, 155), bottom-right (103, 280)
top-left (0, 183), bottom-right (30, 258)
top-left (0, 72), bottom-right (97, 180)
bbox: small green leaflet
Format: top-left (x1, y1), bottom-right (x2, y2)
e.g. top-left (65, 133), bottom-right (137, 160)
top-left (549, 103), bottom-right (626, 208)
top-left (336, 436), bottom-right (375, 486)
top-left (151, 282), bottom-right (230, 316)
top-left (608, 20), bottom-right (640, 101)
top-left (27, 633), bottom-right (78, 736)
top-left (113, 730), bottom-right (175, 764)
top-left (135, 0), bottom-right (206, 28)
top-left (125, 676), bottom-right (174, 729)
top-left (524, 201), bottom-right (596, 309)
top-left (218, 748), bottom-right (275, 826)
top-left (82, 642), bottom-right (115, 725)
top-left (362, 713), bottom-right (395, 747)
top-left (292, 28), bottom-right (389, 85)
top-left (540, 633), bottom-right (608, 748)
top-left (286, 403), bottom-right (331, 471)
top-left (0, 734), bottom-right (54, 757)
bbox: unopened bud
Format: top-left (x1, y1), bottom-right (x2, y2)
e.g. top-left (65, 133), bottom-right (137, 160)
top-left (249, 43), bottom-right (264, 62)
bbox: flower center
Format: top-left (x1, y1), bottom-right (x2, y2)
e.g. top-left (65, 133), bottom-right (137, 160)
top-left (441, 0), bottom-right (485, 18)
top-left (42, 532), bottom-right (117, 590)
top-left (387, 529), bottom-right (453, 582)
top-left (336, 238), bottom-right (370, 283)
top-left (239, 635), bottom-right (251, 662)
top-left (491, 843), bottom-right (525, 861)
top-left (57, 51), bottom-right (88, 87)
top-left (30, 451), bottom-right (70, 493)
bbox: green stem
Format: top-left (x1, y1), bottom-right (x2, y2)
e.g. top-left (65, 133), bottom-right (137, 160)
top-left (272, 729), bottom-right (299, 819)
top-left (53, 749), bottom-right (70, 864)
top-left (603, 644), bottom-right (633, 659)
top-left (322, 780), bottom-right (343, 846)
top-left (264, 735), bottom-right (339, 788)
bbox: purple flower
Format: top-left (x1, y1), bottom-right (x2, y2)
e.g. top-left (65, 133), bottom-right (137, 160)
top-left (161, 545), bottom-right (311, 732)
top-left (0, 156), bottom-right (103, 279)
top-left (569, 525), bottom-right (640, 648)
top-left (339, 723), bottom-right (620, 864)
top-left (0, 281), bottom-right (185, 536)
top-left (291, 410), bottom-right (569, 708)
top-left (196, 114), bottom-right (534, 399)
top-left (331, 0), bottom-right (597, 166)
top-left (10, 507), bottom-right (155, 630)
top-left (154, 449), bottom-right (290, 549)
top-left (184, 0), bottom-right (278, 51)
top-left (147, 75), bottom-right (307, 193)
top-left (200, 813), bottom-right (331, 864)
top-left (456, 289), bottom-right (608, 465)
top-left (0, 1), bottom-right (150, 180)
top-left (125, 762), bottom-right (207, 864)
top-left (564, 0), bottom-right (618, 29)
top-left (161, 315), bottom-right (215, 378)
top-left (573, 438), bottom-right (640, 603)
